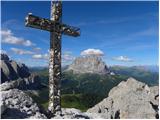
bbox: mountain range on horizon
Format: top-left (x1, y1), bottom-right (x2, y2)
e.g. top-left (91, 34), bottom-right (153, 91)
top-left (29, 55), bottom-right (159, 74)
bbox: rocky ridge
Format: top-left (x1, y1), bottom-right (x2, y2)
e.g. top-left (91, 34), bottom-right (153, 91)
top-left (0, 53), bottom-right (47, 118)
top-left (0, 53), bottom-right (42, 90)
top-left (1, 89), bottom-right (47, 119)
top-left (87, 77), bottom-right (159, 119)
top-left (67, 55), bottom-right (113, 74)
top-left (52, 77), bottom-right (159, 119)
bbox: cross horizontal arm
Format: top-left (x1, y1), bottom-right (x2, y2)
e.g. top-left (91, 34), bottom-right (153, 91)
top-left (25, 13), bottom-right (80, 37)
top-left (25, 14), bottom-right (54, 32)
top-left (61, 24), bottom-right (80, 37)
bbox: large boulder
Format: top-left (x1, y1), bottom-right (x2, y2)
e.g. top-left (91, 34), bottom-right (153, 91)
top-left (67, 56), bottom-right (111, 74)
top-left (1, 89), bottom-right (47, 119)
top-left (87, 77), bottom-right (159, 119)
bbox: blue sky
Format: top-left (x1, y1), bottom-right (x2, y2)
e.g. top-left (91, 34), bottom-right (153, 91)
top-left (1, 1), bottom-right (159, 67)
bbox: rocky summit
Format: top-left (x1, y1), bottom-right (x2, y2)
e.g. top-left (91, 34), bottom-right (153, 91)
top-left (53, 78), bottom-right (159, 119)
top-left (1, 89), bottom-right (47, 119)
top-left (0, 53), bottom-right (42, 90)
top-left (87, 77), bottom-right (159, 119)
top-left (67, 55), bottom-right (112, 74)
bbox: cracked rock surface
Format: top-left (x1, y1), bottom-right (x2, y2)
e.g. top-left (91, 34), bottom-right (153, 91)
top-left (87, 77), bottom-right (159, 119)
top-left (1, 89), bottom-right (47, 119)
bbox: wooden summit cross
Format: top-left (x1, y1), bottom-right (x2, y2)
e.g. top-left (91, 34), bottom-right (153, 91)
top-left (25, 0), bottom-right (80, 115)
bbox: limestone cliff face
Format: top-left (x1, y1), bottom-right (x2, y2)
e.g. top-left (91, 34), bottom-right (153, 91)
top-left (67, 56), bottom-right (111, 74)
top-left (87, 77), bottom-right (159, 119)
top-left (1, 53), bottom-right (30, 82)
top-left (0, 53), bottom-right (42, 90)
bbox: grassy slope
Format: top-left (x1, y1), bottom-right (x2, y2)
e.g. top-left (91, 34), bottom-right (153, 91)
top-left (28, 89), bottom-right (88, 111)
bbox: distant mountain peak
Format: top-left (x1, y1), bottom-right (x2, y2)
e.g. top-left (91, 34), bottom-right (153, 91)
top-left (67, 55), bottom-right (113, 74)
top-left (0, 53), bottom-right (43, 90)
top-left (1, 53), bottom-right (9, 61)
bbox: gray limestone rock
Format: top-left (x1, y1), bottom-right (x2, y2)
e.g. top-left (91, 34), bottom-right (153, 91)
top-left (51, 108), bottom-right (110, 119)
top-left (0, 54), bottom-right (31, 83)
top-left (67, 56), bottom-right (111, 74)
top-left (0, 53), bottom-right (42, 90)
top-left (0, 74), bottom-right (42, 91)
top-left (1, 60), bottom-right (31, 83)
top-left (52, 108), bottom-right (90, 119)
top-left (1, 89), bottom-right (47, 119)
top-left (87, 77), bottom-right (159, 119)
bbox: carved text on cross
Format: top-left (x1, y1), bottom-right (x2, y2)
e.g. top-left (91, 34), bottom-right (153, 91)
top-left (25, 1), bottom-right (80, 116)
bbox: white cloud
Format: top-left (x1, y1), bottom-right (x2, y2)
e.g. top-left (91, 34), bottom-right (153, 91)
top-left (1, 29), bottom-right (35, 46)
top-left (32, 53), bottom-right (49, 60)
top-left (11, 48), bottom-right (34, 55)
top-left (32, 54), bottom-right (43, 59)
top-left (112, 56), bottom-right (133, 62)
top-left (33, 47), bottom-right (41, 51)
top-left (62, 52), bottom-right (75, 61)
top-left (32, 51), bottom-right (74, 64)
top-left (43, 54), bottom-right (49, 59)
top-left (61, 51), bottom-right (75, 65)
top-left (81, 49), bottom-right (104, 56)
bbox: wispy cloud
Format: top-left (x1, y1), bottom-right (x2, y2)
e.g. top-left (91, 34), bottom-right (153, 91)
top-left (33, 47), bottom-right (41, 52)
top-left (11, 48), bottom-right (34, 55)
top-left (2, 19), bottom-right (25, 31)
top-left (125, 44), bottom-right (157, 51)
top-left (81, 48), bottom-right (104, 56)
top-left (75, 13), bottom-right (156, 27)
top-left (1, 29), bottom-right (35, 46)
top-left (62, 51), bottom-right (75, 65)
top-left (32, 53), bottom-right (48, 60)
top-left (95, 27), bottom-right (158, 49)
top-left (112, 56), bottom-right (133, 62)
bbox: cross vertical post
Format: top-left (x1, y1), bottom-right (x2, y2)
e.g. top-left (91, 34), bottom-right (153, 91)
top-left (25, 0), bottom-right (80, 116)
top-left (48, 1), bottom-right (62, 114)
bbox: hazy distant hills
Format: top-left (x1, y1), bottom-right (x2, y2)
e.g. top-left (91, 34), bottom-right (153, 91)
top-left (29, 64), bottom-right (159, 87)
top-left (110, 65), bottom-right (158, 73)
top-left (110, 65), bottom-right (159, 86)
